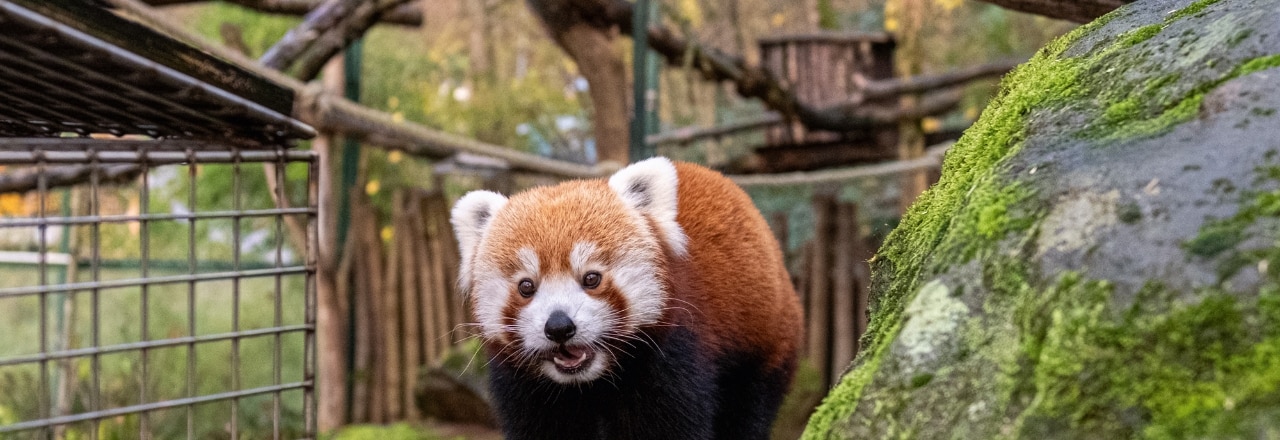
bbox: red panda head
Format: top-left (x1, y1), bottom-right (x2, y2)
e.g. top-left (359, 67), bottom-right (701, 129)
top-left (451, 157), bottom-right (688, 384)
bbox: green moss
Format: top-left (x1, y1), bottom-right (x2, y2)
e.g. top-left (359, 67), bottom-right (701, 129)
top-left (1184, 223), bottom-right (1245, 257)
top-left (1235, 54), bottom-right (1280, 76)
top-left (1168, 0), bottom-right (1221, 21)
top-left (801, 317), bottom-right (900, 439)
top-left (1098, 54), bottom-right (1280, 140)
top-left (1119, 24), bottom-right (1164, 47)
top-left (937, 181), bottom-right (1040, 264)
top-left (804, 0), bottom-right (1280, 436)
top-left (1118, 203), bottom-right (1143, 223)
top-left (1185, 164), bottom-right (1280, 280)
top-left (803, 11), bottom-right (1114, 436)
top-left (910, 373), bottom-right (935, 388)
top-left (1008, 273), bottom-right (1280, 439)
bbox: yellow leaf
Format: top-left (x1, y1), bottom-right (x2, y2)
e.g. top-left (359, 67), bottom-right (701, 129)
top-left (388, 96), bottom-right (400, 109)
top-left (770, 13), bottom-right (786, 28)
top-left (365, 180), bottom-right (381, 195)
top-left (392, 112), bottom-right (405, 123)
top-left (885, 17), bottom-right (900, 32)
top-left (932, 0), bottom-right (964, 12)
top-left (677, 0), bottom-right (704, 27)
top-left (381, 226), bottom-right (394, 241)
top-left (964, 106), bottom-right (980, 120)
top-left (922, 117), bottom-right (942, 133)
top-left (0, 193), bottom-right (22, 215)
top-left (388, 150), bottom-right (404, 164)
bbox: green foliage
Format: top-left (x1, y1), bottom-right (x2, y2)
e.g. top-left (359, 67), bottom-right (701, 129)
top-left (771, 360), bottom-right (827, 440)
top-left (0, 268), bottom-right (309, 439)
top-left (327, 423), bottom-right (452, 440)
top-left (817, 0), bottom-right (840, 30)
top-left (191, 3), bottom-right (298, 59)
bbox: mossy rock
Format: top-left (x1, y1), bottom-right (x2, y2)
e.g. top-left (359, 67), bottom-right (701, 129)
top-left (803, 0), bottom-right (1280, 438)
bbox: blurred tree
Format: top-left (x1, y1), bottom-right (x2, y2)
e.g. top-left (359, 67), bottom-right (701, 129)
top-left (525, 0), bottom-right (632, 164)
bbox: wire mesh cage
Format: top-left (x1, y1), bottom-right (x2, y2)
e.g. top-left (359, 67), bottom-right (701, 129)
top-left (0, 144), bottom-right (318, 439)
top-left (0, 1), bottom-right (318, 437)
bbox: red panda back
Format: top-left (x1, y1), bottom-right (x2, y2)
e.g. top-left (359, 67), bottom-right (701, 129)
top-left (671, 162), bottom-right (802, 371)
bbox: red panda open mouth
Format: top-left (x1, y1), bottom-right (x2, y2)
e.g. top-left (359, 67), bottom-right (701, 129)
top-left (550, 345), bottom-right (594, 374)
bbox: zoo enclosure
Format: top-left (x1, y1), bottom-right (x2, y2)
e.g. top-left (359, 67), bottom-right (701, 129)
top-left (0, 1), bottom-right (317, 438)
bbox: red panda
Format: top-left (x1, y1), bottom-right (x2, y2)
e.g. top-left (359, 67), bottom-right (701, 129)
top-left (451, 157), bottom-right (802, 440)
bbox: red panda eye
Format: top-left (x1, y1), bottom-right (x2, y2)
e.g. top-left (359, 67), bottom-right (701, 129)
top-left (517, 279), bottom-right (536, 297)
top-left (582, 271), bottom-right (602, 289)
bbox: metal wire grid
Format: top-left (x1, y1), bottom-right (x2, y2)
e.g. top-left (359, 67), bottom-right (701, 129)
top-left (0, 0), bottom-right (313, 145)
top-left (0, 144), bottom-right (317, 439)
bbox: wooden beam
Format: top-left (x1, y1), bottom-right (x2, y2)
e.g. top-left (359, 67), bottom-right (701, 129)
top-left (140, 0), bottom-right (423, 26)
top-left (729, 142), bottom-right (951, 187)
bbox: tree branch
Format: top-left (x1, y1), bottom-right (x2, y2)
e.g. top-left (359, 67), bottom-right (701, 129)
top-left (263, 161), bottom-right (311, 258)
top-left (0, 164), bottom-right (143, 195)
top-left (971, 0), bottom-right (1132, 23)
top-left (859, 58), bottom-right (1023, 101)
top-left (259, 0), bottom-right (414, 80)
top-left (646, 113), bottom-right (784, 147)
top-left (728, 142), bottom-right (952, 187)
top-left (141, 0), bottom-right (423, 26)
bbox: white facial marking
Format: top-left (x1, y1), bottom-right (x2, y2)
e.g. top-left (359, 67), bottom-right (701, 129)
top-left (518, 276), bottom-right (613, 383)
top-left (469, 246), bottom-right (539, 341)
top-left (569, 242), bottom-right (597, 274)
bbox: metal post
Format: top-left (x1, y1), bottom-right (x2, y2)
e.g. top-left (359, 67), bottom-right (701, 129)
top-left (338, 39), bottom-right (363, 422)
top-left (629, 0), bottom-right (660, 160)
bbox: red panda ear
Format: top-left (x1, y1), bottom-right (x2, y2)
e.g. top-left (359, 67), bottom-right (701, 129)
top-left (608, 157), bottom-right (688, 256)
top-left (451, 190), bottom-right (509, 290)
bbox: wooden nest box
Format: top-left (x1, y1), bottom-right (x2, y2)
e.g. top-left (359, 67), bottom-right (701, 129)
top-left (751, 32), bottom-right (899, 173)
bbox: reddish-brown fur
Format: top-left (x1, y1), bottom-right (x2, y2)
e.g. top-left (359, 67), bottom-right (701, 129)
top-left (667, 162), bottom-right (802, 370)
top-left (476, 161), bottom-right (801, 372)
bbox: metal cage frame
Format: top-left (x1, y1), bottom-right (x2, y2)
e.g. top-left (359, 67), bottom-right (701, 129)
top-left (0, 143), bottom-right (318, 439)
top-left (0, 0), bottom-right (318, 438)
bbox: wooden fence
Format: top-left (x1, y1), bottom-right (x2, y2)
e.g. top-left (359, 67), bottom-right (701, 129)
top-left (782, 194), bottom-right (874, 388)
top-left (337, 188), bottom-right (468, 423)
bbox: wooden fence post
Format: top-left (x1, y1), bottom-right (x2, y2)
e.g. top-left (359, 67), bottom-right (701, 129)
top-left (806, 194), bottom-right (834, 384)
top-left (830, 202), bottom-right (856, 382)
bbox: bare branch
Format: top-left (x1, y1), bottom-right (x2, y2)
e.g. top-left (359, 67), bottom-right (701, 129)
top-left (263, 161), bottom-right (311, 256)
top-left (140, 0), bottom-right (423, 26)
top-left (972, 0), bottom-right (1132, 23)
top-left (649, 87), bottom-right (964, 149)
top-left (804, 89), bottom-right (965, 131)
top-left (0, 164), bottom-right (143, 195)
top-left (859, 58), bottom-right (1022, 101)
top-left (259, 0), bottom-right (414, 80)
top-left (729, 142), bottom-right (952, 186)
top-left (646, 113), bottom-right (784, 147)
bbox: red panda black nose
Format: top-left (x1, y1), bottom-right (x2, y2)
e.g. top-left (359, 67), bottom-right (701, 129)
top-left (544, 310), bottom-right (576, 343)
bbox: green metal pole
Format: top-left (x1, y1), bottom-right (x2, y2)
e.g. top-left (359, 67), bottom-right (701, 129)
top-left (337, 39), bottom-right (362, 422)
top-left (336, 40), bottom-right (362, 251)
top-left (629, 0), bottom-right (659, 160)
